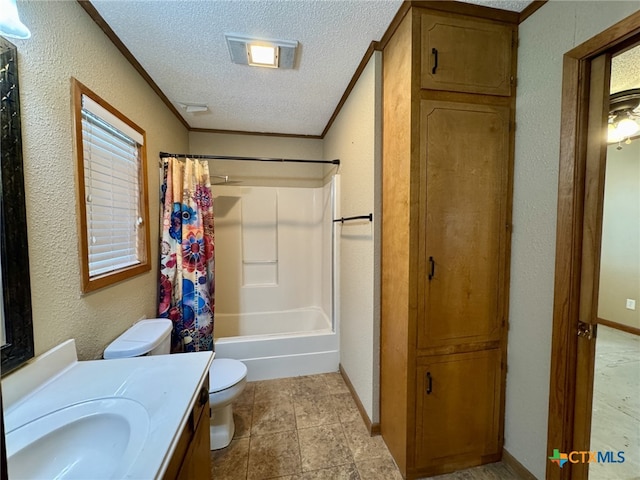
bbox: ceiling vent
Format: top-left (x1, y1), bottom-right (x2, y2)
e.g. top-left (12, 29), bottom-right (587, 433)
top-left (225, 34), bottom-right (298, 69)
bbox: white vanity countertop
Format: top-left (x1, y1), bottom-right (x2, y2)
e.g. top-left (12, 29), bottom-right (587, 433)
top-left (2, 339), bottom-right (214, 479)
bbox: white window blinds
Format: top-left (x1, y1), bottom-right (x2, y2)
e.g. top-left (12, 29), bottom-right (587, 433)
top-left (81, 96), bottom-right (143, 278)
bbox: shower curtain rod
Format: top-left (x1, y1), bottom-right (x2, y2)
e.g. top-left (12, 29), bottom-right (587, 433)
top-left (159, 152), bottom-right (340, 166)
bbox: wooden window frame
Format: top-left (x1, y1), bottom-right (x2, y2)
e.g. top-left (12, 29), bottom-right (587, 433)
top-left (71, 78), bottom-right (151, 293)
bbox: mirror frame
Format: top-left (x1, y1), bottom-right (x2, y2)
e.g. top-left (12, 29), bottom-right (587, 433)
top-left (1, 36), bottom-right (34, 376)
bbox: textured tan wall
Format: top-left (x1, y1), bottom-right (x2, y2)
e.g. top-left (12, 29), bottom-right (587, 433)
top-left (598, 141), bottom-right (640, 330)
top-left (506, 2), bottom-right (640, 477)
top-left (323, 52), bottom-right (381, 422)
top-left (15, 0), bottom-right (189, 360)
top-left (189, 131), bottom-right (325, 187)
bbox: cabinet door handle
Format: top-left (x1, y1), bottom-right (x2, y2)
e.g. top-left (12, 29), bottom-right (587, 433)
top-left (431, 48), bottom-right (438, 74)
top-left (426, 372), bottom-right (433, 394)
top-left (428, 256), bottom-right (435, 280)
top-left (199, 386), bottom-right (209, 406)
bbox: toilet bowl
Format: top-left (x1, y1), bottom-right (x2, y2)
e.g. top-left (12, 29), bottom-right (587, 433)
top-left (208, 358), bottom-right (247, 450)
top-left (104, 319), bottom-right (247, 451)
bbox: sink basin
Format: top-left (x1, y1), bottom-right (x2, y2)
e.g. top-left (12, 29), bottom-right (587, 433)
top-left (6, 398), bottom-right (150, 479)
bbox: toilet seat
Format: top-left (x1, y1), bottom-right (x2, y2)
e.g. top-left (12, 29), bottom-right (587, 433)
top-left (209, 358), bottom-right (247, 393)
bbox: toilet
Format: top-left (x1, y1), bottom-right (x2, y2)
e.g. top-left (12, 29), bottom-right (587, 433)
top-left (104, 319), bottom-right (248, 451)
top-left (103, 318), bottom-right (172, 359)
top-left (208, 358), bottom-right (247, 450)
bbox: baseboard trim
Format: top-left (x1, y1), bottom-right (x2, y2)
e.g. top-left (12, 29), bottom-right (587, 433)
top-left (597, 317), bottom-right (640, 336)
top-left (338, 364), bottom-right (381, 436)
top-left (502, 448), bottom-right (537, 480)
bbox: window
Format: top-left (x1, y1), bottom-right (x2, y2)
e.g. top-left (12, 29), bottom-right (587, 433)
top-left (72, 79), bottom-right (150, 293)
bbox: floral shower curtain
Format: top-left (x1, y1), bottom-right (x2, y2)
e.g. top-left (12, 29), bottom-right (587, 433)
top-left (158, 157), bottom-right (214, 352)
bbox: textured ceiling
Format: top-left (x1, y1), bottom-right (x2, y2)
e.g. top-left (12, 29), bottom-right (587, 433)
top-left (611, 45), bottom-right (640, 94)
top-left (453, 0), bottom-right (531, 11)
top-left (90, 0), bottom-right (533, 136)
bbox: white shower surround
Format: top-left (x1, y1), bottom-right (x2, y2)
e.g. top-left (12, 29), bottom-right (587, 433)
top-left (212, 180), bottom-right (339, 380)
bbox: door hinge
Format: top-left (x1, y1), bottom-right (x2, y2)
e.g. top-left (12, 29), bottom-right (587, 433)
top-left (510, 118), bottom-right (517, 131)
top-left (577, 321), bottom-right (596, 340)
top-left (510, 76), bottom-right (517, 88)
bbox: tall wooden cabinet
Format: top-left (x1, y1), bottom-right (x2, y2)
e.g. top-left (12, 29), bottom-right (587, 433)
top-left (380, 7), bottom-right (517, 479)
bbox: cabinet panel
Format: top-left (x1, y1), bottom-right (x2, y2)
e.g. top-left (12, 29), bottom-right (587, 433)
top-left (177, 401), bottom-right (211, 480)
top-left (418, 100), bottom-right (509, 349)
top-left (165, 381), bottom-right (211, 480)
top-left (421, 14), bottom-right (513, 96)
top-left (415, 349), bottom-right (501, 468)
top-left (380, 11), bottom-right (415, 474)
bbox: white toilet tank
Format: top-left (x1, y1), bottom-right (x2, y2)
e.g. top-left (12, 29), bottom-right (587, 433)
top-left (103, 319), bottom-right (172, 359)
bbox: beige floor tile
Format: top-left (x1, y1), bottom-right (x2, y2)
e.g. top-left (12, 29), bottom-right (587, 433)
top-left (233, 403), bottom-right (253, 439)
top-left (247, 431), bottom-right (302, 480)
top-left (298, 423), bottom-right (354, 472)
top-left (356, 457), bottom-right (403, 480)
top-left (211, 437), bottom-right (250, 480)
top-left (453, 464), bottom-right (516, 479)
top-left (481, 462), bottom-right (520, 479)
top-left (211, 373), bottom-right (526, 480)
top-left (436, 469), bottom-right (479, 479)
top-left (251, 399), bottom-right (296, 436)
top-left (420, 462), bottom-right (521, 479)
top-left (234, 381), bottom-right (256, 407)
top-left (288, 463), bottom-right (361, 479)
top-left (320, 372), bottom-right (350, 394)
top-left (419, 474), bottom-right (460, 480)
top-left (291, 374), bottom-right (329, 397)
top-left (342, 420), bottom-right (392, 462)
top-left (293, 394), bottom-right (340, 429)
top-left (254, 377), bottom-right (294, 403)
top-left (332, 392), bottom-right (361, 423)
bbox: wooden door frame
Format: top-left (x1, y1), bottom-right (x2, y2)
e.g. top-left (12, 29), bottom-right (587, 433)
top-left (546, 11), bottom-right (640, 480)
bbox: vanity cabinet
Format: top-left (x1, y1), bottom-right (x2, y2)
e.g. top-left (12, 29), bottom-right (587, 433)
top-left (164, 377), bottom-right (211, 480)
top-left (380, 6), bottom-right (516, 479)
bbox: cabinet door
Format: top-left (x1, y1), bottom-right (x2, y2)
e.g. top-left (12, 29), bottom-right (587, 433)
top-left (421, 13), bottom-right (513, 96)
top-left (415, 349), bottom-right (501, 469)
top-left (418, 100), bottom-right (509, 349)
top-left (177, 402), bottom-right (211, 480)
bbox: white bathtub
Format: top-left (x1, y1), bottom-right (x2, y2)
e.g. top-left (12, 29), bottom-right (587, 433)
top-left (214, 308), bottom-right (339, 381)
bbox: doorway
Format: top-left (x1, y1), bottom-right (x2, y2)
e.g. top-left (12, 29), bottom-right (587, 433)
top-left (589, 44), bottom-right (640, 479)
top-left (546, 11), bottom-right (640, 480)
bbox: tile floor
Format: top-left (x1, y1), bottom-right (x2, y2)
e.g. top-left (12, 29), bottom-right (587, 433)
top-left (210, 373), bottom-right (523, 480)
top-left (589, 325), bottom-right (640, 480)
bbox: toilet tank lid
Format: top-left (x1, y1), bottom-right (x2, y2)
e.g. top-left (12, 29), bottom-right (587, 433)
top-left (104, 319), bottom-right (172, 359)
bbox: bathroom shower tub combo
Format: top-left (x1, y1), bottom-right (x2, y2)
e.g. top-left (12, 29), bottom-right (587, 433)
top-left (211, 177), bottom-right (339, 381)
